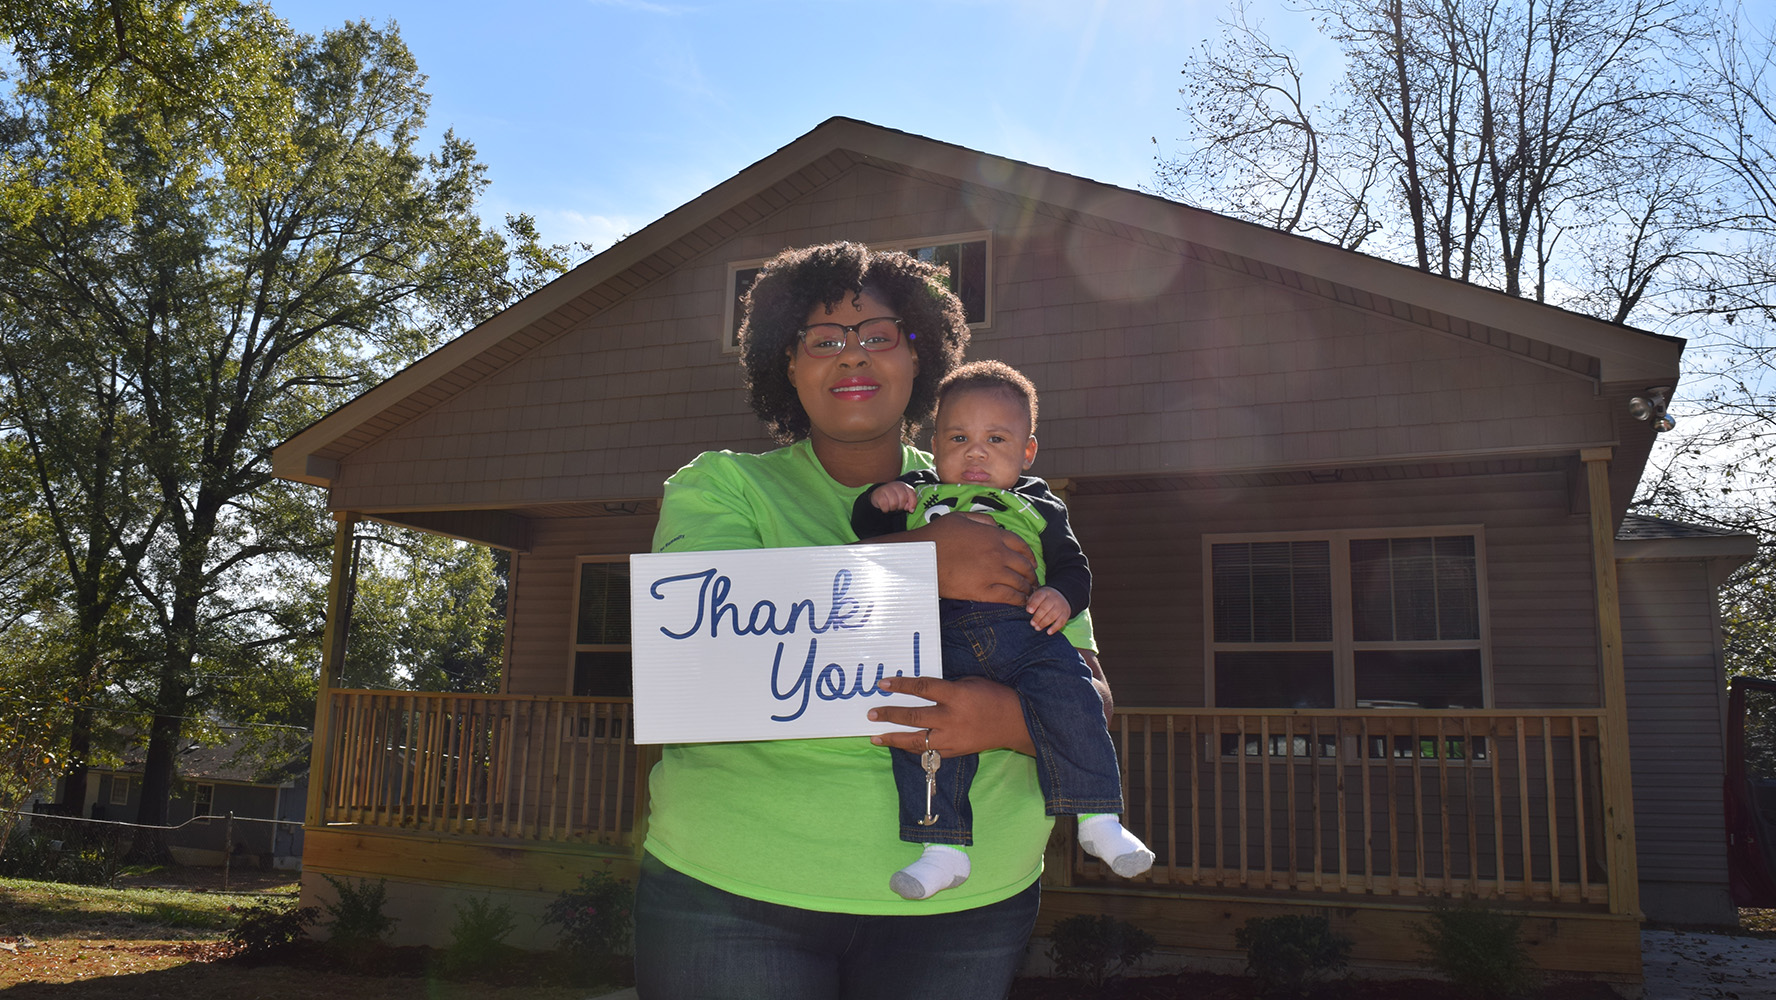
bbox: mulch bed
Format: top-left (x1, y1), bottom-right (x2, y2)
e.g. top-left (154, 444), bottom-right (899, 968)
top-left (236, 942), bottom-right (1624, 999)
top-left (1007, 971), bottom-right (1627, 998)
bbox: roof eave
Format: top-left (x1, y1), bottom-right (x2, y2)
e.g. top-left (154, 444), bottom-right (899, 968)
top-left (1616, 533), bottom-right (1760, 589)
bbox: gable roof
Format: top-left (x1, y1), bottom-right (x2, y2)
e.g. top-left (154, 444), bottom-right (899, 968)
top-left (104, 731), bottom-right (309, 786)
top-left (1619, 513), bottom-right (1752, 542)
top-left (273, 117), bottom-right (1683, 491)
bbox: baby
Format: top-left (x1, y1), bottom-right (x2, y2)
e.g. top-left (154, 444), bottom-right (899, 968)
top-left (852, 359), bottom-right (1154, 899)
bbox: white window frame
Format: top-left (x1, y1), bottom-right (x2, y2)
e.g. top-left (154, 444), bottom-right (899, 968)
top-left (721, 230), bottom-right (994, 353)
top-left (569, 554), bottom-right (633, 697)
top-left (108, 776), bottom-right (130, 806)
top-left (192, 782), bottom-right (215, 819)
top-left (1202, 525), bottom-right (1492, 710)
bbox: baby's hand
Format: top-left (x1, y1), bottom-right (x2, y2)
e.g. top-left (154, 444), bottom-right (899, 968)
top-left (870, 481), bottom-right (919, 513)
top-left (1027, 586), bottom-right (1072, 634)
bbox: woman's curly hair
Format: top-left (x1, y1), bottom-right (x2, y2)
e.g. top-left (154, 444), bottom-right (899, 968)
top-left (739, 241), bottom-right (970, 443)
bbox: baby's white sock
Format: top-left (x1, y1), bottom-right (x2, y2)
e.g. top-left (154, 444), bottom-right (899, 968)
top-left (1077, 813), bottom-right (1155, 878)
top-left (890, 843), bottom-right (971, 900)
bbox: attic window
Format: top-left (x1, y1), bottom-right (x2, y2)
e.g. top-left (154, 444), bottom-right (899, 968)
top-left (723, 232), bottom-right (991, 352)
top-left (1206, 527), bottom-right (1490, 712)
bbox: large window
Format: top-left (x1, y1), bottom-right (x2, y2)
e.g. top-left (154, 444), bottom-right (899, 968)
top-left (1206, 528), bottom-right (1488, 710)
top-left (571, 557), bottom-right (632, 697)
top-left (724, 232), bottom-right (991, 350)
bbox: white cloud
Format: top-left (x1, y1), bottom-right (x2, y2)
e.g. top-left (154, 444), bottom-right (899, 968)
top-left (583, 0), bottom-right (691, 14)
top-left (536, 209), bottom-right (642, 255)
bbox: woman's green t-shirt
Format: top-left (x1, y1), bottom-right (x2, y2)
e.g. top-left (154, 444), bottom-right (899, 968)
top-left (645, 439), bottom-right (1093, 914)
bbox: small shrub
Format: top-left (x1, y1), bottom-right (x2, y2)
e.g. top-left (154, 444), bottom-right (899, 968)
top-left (0, 829), bottom-right (118, 886)
top-left (1045, 912), bottom-right (1157, 990)
top-left (55, 839), bottom-right (122, 887)
top-left (1414, 898), bottom-right (1537, 998)
top-left (0, 830), bottom-right (61, 879)
top-left (543, 866), bottom-right (634, 984)
top-left (440, 895), bottom-right (520, 977)
top-left (319, 874), bottom-right (396, 948)
top-left (1235, 914), bottom-right (1352, 996)
top-left (227, 896), bottom-right (318, 957)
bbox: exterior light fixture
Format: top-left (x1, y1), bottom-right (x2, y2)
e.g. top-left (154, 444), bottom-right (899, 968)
top-left (1628, 386), bottom-right (1676, 433)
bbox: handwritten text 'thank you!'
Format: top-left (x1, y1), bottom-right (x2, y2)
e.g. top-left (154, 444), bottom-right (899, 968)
top-left (645, 567), bottom-right (926, 722)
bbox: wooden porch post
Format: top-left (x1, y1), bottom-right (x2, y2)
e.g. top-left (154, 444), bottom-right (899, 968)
top-left (1580, 448), bottom-right (1640, 917)
top-left (304, 512), bottom-right (357, 829)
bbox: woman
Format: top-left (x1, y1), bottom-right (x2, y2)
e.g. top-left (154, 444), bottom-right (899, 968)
top-left (634, 241), bottom-right (1107, 999)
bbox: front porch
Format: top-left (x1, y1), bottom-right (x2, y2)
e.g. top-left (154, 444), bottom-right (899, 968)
top-left (301, 692), bottom-right (1642, 979)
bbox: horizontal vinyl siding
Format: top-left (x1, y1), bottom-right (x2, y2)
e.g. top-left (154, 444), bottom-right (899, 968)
top-left (1070, 469), bottom-right (1599, 709)
top-left (330, 162), bottom-right (1613, 512)
top-left (505, 514), bottom-right (658, 696)
top-left (1620, 560), bottom-right (1730, 888)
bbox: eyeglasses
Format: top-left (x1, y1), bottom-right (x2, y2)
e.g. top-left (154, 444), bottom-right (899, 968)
top-left (795, 317), bottom-right (909, 358)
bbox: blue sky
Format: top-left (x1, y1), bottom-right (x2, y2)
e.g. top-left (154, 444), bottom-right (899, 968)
top-left (278, 0), bottom-right (1338, 254)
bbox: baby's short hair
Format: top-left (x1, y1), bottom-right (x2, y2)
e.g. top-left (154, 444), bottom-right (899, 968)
top-left (937, 359), bottom-right (1039, 433)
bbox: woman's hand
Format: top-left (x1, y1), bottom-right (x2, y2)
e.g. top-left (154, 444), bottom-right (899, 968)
top-left (879, 511), bottom-right (1037, 605)
top-left (868, 676), bottom-right (1035, 757)
top-left (868, 651), bottom-right (1115, 759)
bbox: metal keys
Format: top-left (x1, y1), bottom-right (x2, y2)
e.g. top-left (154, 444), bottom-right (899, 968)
top-left (918, 748), bottom-right (941, 826)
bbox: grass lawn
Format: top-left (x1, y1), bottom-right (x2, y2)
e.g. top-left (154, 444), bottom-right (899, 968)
top-left (0, 870), bottom-right (613, 999)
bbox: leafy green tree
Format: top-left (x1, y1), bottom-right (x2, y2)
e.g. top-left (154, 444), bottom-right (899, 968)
top-left (0, 0), bottom-right (298, 223)
top-left (0, 436), bottom-right (57, 635)
top-left (343, 529), bottom-right (507, 694)
top-left (0, 14), bottom-right (556, 858)
top-left (0, 253), bottom-right (161, 813)
top-left (0, 584), bottom-right (77, 853)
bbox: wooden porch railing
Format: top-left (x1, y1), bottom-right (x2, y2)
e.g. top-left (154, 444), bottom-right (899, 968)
top-left (318, 695), bottom-right (1617, 908)
top-left (320, 690), bottom-right (647, 847)
top-left (1091, 709), bottom-right (1613, 906)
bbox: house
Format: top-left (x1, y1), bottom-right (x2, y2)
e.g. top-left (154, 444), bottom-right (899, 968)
top-left (62, 732), bottom-right (307, 869)
top-left (271, 117), bottom-right (1756, 982)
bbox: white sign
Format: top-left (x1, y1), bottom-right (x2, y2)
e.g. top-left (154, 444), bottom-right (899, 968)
top-left (629, 543), bottom-right (942, 744)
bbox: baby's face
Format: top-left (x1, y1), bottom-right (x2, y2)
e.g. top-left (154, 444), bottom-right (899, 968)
top-left (931, 387), bottom-right (1037, 490)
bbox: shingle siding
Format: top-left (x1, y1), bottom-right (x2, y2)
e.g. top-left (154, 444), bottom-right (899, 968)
top-left (329, 164), bottom-right (1613, 513)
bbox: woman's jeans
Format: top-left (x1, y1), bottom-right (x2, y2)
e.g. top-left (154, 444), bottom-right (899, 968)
top-left (633, 853), bottom-right (1039, 999)
top-left (892, 600), bottom-right (1125, 845)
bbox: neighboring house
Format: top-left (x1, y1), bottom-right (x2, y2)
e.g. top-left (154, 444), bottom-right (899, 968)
top-left (271, 118), bottom-right (1756, 982)
top-left (67, 733), bottom-right (307, 870)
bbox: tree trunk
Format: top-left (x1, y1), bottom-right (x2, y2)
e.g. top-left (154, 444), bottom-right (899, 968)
top-left (56, 643), bottom-right (104, 817)
top-left (127, 684), bottom-right (185, 864)
top-left (57, 704), bottom-right (92, 816)
top-left (1387, 0), bottom-right (1431, 272)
